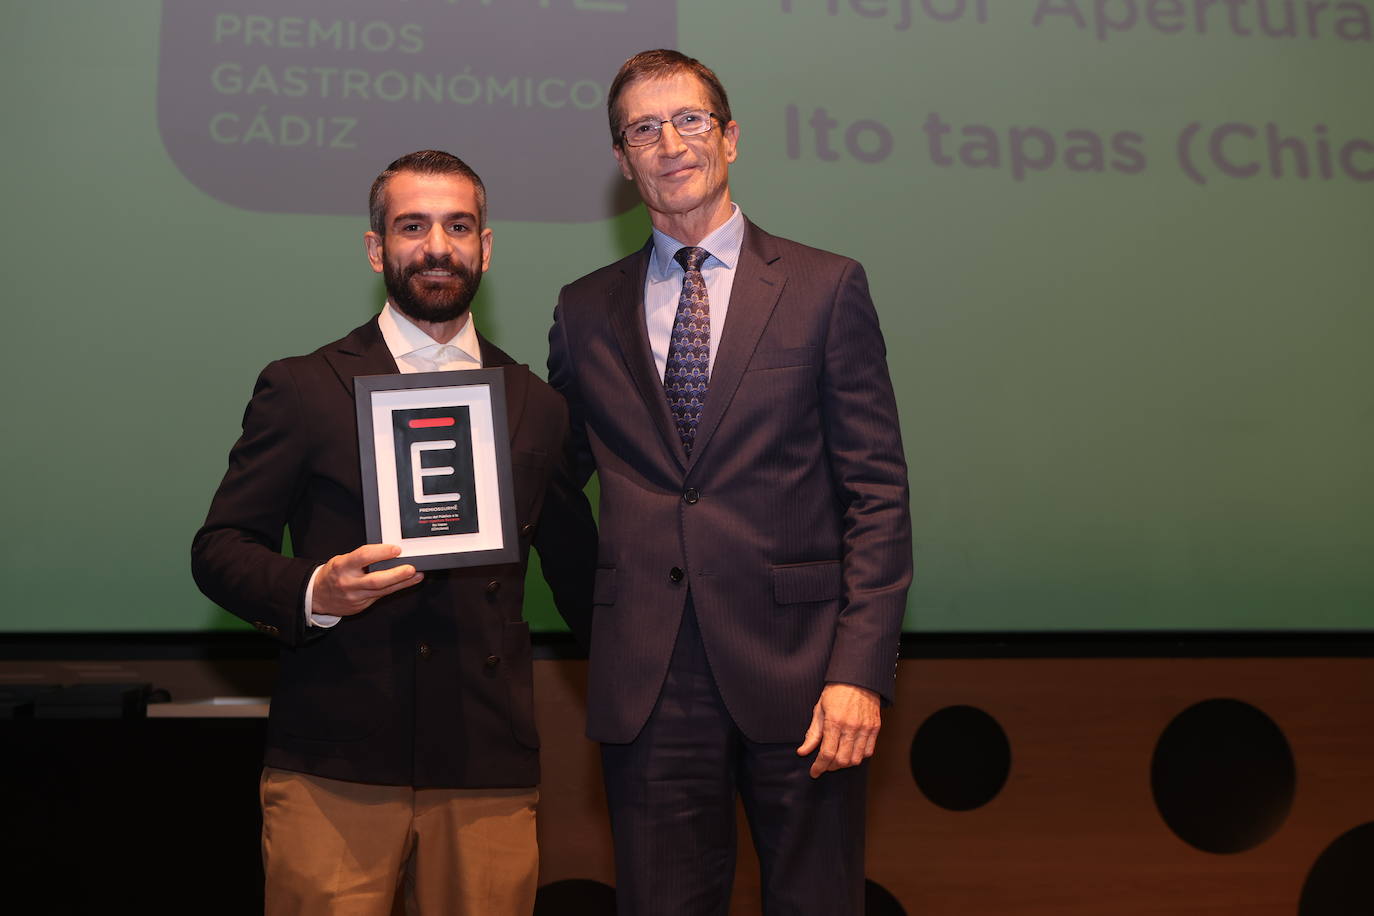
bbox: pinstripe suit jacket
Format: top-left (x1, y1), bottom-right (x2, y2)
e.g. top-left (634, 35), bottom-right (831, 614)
top-left (549, 219), bottom-right (912, 744)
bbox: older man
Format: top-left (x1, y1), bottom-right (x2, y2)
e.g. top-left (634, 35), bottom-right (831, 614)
top-left (194, 150), bottom-right (594, 915)
top-left (549, 51), bottom-right (912, 914)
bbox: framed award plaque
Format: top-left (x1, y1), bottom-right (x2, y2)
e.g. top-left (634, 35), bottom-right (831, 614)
top-left (354, 369), bottom-right (518, 571)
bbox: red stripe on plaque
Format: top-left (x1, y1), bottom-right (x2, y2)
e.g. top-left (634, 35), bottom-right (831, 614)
top-left (408, 417), bottom-right (455, 428)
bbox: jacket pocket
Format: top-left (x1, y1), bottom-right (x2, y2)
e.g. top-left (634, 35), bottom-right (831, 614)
top-left (275, 660), bottom-right (390, 743)
top-left (511, 447), bottom-right (548, 469)
top-left (771, 560), bottom-right (842, 605)
top-left (593, 566), bottom-right (617, 605)
top-left (748, 346), bottom-right (817, 371)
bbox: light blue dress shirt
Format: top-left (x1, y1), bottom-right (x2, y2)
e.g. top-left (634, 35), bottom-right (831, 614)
top-left (644, 203), bottom-right (747, 382)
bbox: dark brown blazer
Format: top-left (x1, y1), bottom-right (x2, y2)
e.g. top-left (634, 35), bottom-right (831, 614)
top-left (549, 220), bottom-right (912, 745)
top-left (192, 317), bottom-right (595, 788)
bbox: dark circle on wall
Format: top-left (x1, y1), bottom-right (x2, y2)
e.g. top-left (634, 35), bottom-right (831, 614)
top-left (1298, 822), bottom-right (1374, 915)
top-left (533, 879), bottom-right (616, 915)
top-left (865, 878), bottom-right (908, 915)
top-left (1150, 698), bottom-right (1294, 854)
top-left (909, 704), bottom-right (1011, 811)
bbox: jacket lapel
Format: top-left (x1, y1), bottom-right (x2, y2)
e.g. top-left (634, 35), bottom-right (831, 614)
top-left (689, 221), bottom-right (784, 467)
top-left (608, 241), bottom-right (687, 469)
top-left (477, 333), bottom-right (528, 443)
top-left (323, 317), bottom-right (400, 398)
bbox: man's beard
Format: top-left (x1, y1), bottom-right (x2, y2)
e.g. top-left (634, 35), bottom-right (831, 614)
top-left (384, 252), bottom-right (482, 324)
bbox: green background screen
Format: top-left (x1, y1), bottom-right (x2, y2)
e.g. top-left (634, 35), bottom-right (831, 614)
top-left (3, 1), bottom-right (1371, 633)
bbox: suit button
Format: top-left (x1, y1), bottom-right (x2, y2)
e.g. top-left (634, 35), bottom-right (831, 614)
top-left (669, 567), bottom-right (684, 584)
top-left (418, 643), bottom-right (432, 659)
top-left (520, 522), bottom-right (534, 537)
top-left (683, 488), bottom-right (699, 504)
top-left (485, 655), bottom-right (500, 668)
top-left (486, 579), bottom-right (501, 594)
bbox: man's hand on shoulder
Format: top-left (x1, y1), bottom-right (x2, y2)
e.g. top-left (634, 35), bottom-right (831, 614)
top-left (312, 544), bottom-right (423, 617)
top-left (796, 683), bottom-right (882, 779)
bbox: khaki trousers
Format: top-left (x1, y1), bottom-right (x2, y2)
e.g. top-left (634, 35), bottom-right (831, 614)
top-left (260, 768), bottom-right (539, 916)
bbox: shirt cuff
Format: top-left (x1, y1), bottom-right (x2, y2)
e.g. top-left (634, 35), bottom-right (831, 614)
top-left (304, 565), bottom-right (340, 629)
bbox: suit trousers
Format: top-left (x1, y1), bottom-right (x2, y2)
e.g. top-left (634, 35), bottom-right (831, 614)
top-left (600, 600), bottom-right (868, 916)
top-left (260, 768), bottom-right (538, 916)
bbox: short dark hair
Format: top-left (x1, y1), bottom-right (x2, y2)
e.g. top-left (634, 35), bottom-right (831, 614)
top-left (607, 49), bottom-right (732, 147)
top-left (368, 150), bottom-right (487, 234)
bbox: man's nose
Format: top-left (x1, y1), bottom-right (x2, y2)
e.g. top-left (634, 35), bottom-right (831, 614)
top-left (424, 223), bottom-right (451, 256)
top-left (658, 121), bottom-right (688, 156)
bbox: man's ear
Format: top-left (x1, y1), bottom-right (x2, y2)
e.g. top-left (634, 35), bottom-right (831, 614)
top-left (364, 231), bottom-right (384, 274)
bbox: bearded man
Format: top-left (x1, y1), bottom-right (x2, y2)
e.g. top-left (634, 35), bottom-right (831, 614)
top-left (192, 150), bottom-right (595, 916)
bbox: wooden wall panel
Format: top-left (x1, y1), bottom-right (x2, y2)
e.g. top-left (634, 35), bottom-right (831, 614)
top-left (534, 658), bottom-right (1374, 915)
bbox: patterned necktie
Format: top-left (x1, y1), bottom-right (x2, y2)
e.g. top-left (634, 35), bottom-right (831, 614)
top-left (664, 246), bottom-right (711, 455)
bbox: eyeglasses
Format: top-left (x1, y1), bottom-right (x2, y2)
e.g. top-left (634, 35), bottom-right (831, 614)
top-left (621, 110), bottom-right (721, 148)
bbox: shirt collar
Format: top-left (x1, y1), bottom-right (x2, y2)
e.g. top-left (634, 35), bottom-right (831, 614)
top-left (378, 302), bottom-right (481, 364)
top-left (650, 202), bottom-right (745, 277)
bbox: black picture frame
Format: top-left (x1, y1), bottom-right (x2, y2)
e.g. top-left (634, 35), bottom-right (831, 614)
top-left (354, 369), bottom-right (518, 571)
